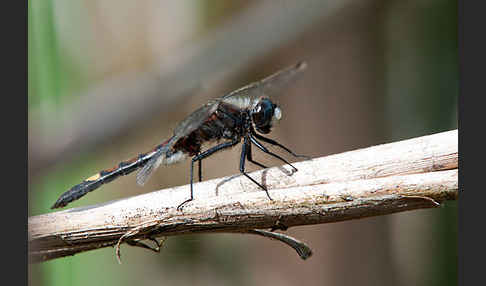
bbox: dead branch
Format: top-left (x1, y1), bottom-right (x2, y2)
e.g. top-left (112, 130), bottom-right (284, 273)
top-left (28, 129), bottom-right (458, 263)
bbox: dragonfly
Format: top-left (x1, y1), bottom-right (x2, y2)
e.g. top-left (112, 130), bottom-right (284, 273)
top-left (51, 61), bottom-right (309, 210)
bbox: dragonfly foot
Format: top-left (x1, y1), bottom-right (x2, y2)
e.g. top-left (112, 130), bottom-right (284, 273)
top-left (177, 198), bottom-right (193, 211)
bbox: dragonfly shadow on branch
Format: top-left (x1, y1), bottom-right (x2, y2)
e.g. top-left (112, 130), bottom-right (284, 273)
top-left (213, 162), bottom-right (298, 198)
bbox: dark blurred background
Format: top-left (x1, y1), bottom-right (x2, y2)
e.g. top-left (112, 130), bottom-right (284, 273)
top-left (28, 1), bottom-right (458, 285)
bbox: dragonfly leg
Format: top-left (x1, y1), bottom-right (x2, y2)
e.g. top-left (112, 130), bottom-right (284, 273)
top-left (251, 129), bottom-right (310, 160)
top-left (246, 140), bottom-right (268, 169)
top-left (198, 158), bottom-right (202, 182)
top-left (177, 139), bottom-right (240, 211)
top-left (249, 134), bottom-right (298, 172)
top-left (240, 136), bottom-right (272, 200)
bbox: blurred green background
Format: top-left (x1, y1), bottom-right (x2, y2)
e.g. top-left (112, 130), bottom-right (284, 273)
top-left (28, 1), bottom-right (458, 286)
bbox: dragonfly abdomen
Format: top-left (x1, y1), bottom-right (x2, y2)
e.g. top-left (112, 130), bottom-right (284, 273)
top-left (51, 149), bottom-right (160, 209)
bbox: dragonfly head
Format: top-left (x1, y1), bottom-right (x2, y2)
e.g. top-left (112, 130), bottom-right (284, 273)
top-left (251, 98), bottom-right (281, 134)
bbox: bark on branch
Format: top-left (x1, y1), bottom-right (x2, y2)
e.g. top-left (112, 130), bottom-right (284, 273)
top-left (28, 129), bottom-right (458, 263)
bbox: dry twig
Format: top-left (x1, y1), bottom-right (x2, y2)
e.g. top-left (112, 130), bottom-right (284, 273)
top-left (28, 129), bottom-right (458, 263)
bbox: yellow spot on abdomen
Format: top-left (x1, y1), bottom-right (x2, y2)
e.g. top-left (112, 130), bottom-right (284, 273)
top-left (86, 173), bottom-right (101, 181)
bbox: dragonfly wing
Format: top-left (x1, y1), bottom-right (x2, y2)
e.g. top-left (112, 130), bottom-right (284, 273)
top-left (136, 102), bottom-right (219, 186)
top-left (222, 61), bottom-right (307, 100)
top-left (259, 61), bottom-right (307, 95)
top-left (172, 100), bottom-right (220, 142)
top-left (136, 149), bottom-right (165, 186)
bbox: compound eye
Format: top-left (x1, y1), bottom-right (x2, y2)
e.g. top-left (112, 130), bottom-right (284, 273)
top-left (252, 99), bottom-right (275, 133)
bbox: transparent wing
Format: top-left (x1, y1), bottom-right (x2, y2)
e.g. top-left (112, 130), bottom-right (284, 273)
top-left (136, 102), bottom-right (220, 186)
top-left (222, 61), bottom-right (307, 100)
top-left (172, 101), bottom-right (220, 142)
top-left (136, 149), bottom-right (165, 186)
top-left (171, 62), bottom-right (307, 141)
